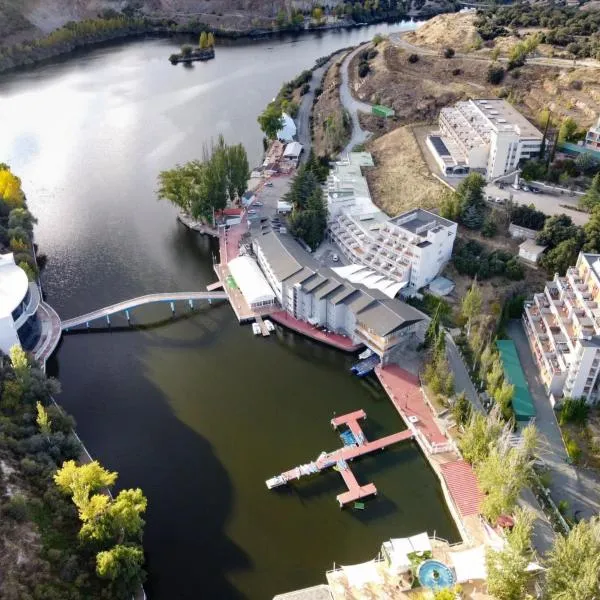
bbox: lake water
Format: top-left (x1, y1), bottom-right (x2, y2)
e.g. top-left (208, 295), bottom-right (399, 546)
top-left (0, 23), bottom-right (459, 599)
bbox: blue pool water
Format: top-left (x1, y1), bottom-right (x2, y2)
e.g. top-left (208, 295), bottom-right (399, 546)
top-left (417, 559), bottom-right (456, 589)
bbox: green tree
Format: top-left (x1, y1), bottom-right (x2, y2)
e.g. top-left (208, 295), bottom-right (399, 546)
top-left (486, 359), bottom-right (504, 396)
top-left (451, 392), bottom-right (472, 428)
top-left (226, 142), bottom-right (250, 200)
top-left (540, 238), bottom-right (581, 277)
top-left (545, 517), bottom-right (600, 600)
top-left (485, 508), bottom-right (534, 600)
top-left (1, 379), bottom-right (23, 411)
top-left (207, 32), bottom-right (215, 48)
top-left (311, 7), bottom-right (324, 23)
top-left (36, 401), bottom-right (52, 437)
top-left (8, 207), bottom-right (36, 232)
top-left (580, 173), bottom-right (600, 212)
top-left (258, 102), bottom-right (285, 140)
top-left (459, 407), bottom-right (504, 465)
top-left (181, 44), bottom-right (193, 57)
top-left (96, 544), bottom-right (146, 596)
top-left (558, 116), bottom-right (579, 144)
top-left (461, 280), bottom-right (482, 336)
top-left (55, 460), bottom-right (117, 496)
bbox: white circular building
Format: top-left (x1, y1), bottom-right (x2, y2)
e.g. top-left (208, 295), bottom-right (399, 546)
top-left (0, 253), bottom-right (41, 354)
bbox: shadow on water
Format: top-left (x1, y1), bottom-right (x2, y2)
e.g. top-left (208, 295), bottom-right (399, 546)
top-left (48, 332), bottom-right (250, 600)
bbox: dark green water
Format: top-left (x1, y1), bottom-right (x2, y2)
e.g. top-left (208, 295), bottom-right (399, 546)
top-left (0, 26), bottom-right (458, 599)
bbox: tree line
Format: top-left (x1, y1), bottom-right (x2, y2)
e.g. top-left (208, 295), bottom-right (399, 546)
top-left (0, 345), bottom-right (146, 598)
top-left (0, 164), bottom-right (38, 280)
top-left (157, 136), bottom-right (249, 222)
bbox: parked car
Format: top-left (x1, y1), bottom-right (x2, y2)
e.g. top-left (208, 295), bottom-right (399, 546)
top-left (530, 187), bottom-right (541, 194)
top-left (332, 254), bottom-right (339, 262)
top-left (521, 185), bottom-right (531, 192)
top-left (248, 209), bottom-right (257, 215)
top-left (253, 201), bottom-right (263, 207)
top-left (265, 182), bottom-right (274, 187)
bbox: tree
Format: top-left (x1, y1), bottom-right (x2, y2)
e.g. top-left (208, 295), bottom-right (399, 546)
top-left (485, 508), bottom-right (534, 600)
top-left (258, 102), bottom-right (285, 140)
top-left (8, 207), bottom-right (36, 232)
top-left (9, 345), bottom-right (29, 382)
top-left (96, 544), bottom-right (146, 595)
top-left (457, 173), bottom-right (486, 229)
top-left (558, 116), bottom-right (579, 144)
top-left (207, 32), bottom-right (215, 48)
top-left (199, 31), bottom-right (208, 48)
top-left (311, 7), bottom-right (324, 23)
top-left (36, 401), bottom-right (52, 437)
top-left (461, 280), bottom-right (482, 336)
top-left (424, 305), bottom-right (441, 348)
top-left (181, 44), bottom-right (193, 57)
top-left (451, 392), bottom-right (472, 428)
top-left (459, 406), bottom-right (505, 465)
top-left (545, 517), bottom-right (600, 600)
top-left (540, 238), bottom-right (581, 276)
top-left (580, 172), bottom-right (600, 211)
top-left (536, 213), bottom-right (581, 248)
top-left (1, 379), bottom-right (23, 411)
top-left (487, 64), bottom-right (505, 84)
top-left (443, 47), bottom-right (455, 58)
top-left (55, 460), bottom-right (117, 496)
top-left (583, 204), bottom-right (600, 251)
top-left (486, 359), bottom-right (504, 396)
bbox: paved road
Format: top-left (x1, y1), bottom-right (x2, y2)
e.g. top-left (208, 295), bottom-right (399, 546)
top-left (486, 182), bottom-right (589, 226)
top-left (389, 31), bottom-right (600, 70)
top-left (508, 320), bottom-right (600, 520)
top-left (445, 333), bottom-right (484, 413)
top-left (339, 44), bottom-right (374, 154)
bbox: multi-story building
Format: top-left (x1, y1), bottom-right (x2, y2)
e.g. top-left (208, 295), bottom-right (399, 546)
top-left (437, 99), bottom-right (543, 179)
top-left (585, 116), bottom-right (600, 152)
top-left (523, 252), bottom-right (600, 405)
top-left (325, 153), bottom-right (457, 293)
top-left (252, 229), bottom-right (425, 363)
top-left (0, 253), bottom-right (41, 353)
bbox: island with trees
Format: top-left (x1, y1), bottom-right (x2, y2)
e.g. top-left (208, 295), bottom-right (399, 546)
top-left (170, 31), bottom-right (216, 65)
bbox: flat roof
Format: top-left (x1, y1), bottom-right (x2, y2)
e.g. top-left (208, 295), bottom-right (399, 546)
top-left (496, 340), bottom-right (536, 421)
top-left (472, 99), bottom-right (543, 139)
top-left (390, 208), bottom-right (455, 236)
top-left (0, 253), bottom-right (29, 319)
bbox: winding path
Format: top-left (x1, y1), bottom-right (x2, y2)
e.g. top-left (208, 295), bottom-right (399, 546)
top-left (339, 44), bottom-right (374, 154)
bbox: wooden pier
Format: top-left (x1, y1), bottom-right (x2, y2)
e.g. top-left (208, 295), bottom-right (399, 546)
top-left (266, 410), bottom-right (413, 507)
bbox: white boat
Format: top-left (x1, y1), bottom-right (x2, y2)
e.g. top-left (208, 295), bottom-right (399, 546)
top-left (266, 475), bottom-right (287, 489)
top-left (252, 323), bottom-right (261, 336)
top-left (359, 348), bottom-right (374, 360)
top-left (264, 319), bottom-right (275, 332)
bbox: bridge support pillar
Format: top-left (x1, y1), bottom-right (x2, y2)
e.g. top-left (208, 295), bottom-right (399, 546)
top-left (208, 298), bottom-right (212, 305)
top-left (86, 322), bottom-right (90, 329)
top-left (125, 309), bottom-right (130, 323)
top-left (106, 315), bottom-right (111, 327)
top-left (170, 301), bottom-right (175, 315)
top-left (188, 299), bottom-right (194, 310)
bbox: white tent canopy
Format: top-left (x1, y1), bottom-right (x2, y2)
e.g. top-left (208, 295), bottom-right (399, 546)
top-left (277, 113), bottom-right (297, 142)
top-left (228, 256), bottom-right (275, 308)
top-left (384, 532), bottom-right (432, 571)
top-left (284, 142), bottom-right (303, 158)
top-left (449, 546), bottom-right (487, 583)
top-left (341, 560), bottom-right (383, 588)
top-left (331, 264), bottom-right (406, 299)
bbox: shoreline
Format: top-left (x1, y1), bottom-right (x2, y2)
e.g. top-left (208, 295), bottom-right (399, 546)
top-left (0, 10), bottom-right (443, 77)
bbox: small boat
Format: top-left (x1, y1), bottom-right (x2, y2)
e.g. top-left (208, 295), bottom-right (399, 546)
top-left (358, 348), bottom-right (374, 360)
top-left (266, 475), bottom-right (287, 489)
top-left (264, 319), bottom-right (275, 332)
top-left (252, 323), bottom-right (261, 336)
top-left (354, 502), bottom-right (365, 510)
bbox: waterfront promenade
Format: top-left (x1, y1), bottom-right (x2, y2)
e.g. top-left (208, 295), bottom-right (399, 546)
top-left (375, 364), bottom-right (485, 543)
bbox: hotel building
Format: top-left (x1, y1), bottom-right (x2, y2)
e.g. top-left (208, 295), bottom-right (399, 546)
top-left (252, 228), bottom-right (425, 363)
top-left (436, 99), bottom-right (543, 179)
top-left (585, 116), bottom-right (600, 152)
top-left (325, 153), bottom-right (457, 293)
top-left (523, 252), bottom-right (600, 404)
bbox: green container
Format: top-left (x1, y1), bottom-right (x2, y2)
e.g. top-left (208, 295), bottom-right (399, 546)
top-left (372, 105), bottom-right (395, 118)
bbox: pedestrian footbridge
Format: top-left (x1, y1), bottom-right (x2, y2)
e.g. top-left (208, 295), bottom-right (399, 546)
top-left (61, 292), bottom-right (228, 330)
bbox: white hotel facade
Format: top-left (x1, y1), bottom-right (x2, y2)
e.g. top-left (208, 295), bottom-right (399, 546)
top-left (434, 99), bottom-right (543, 180)
top-left (523, 253), bottom-right (600, 405)
top-left (325, 153), bottom-right (457, 294)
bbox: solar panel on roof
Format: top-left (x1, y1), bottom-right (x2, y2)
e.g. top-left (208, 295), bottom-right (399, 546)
top-left (429, 136), bottom-right (451, 157)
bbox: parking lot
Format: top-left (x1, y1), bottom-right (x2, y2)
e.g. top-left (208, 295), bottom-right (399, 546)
top-left (485, 180), bottom-right (588, 226)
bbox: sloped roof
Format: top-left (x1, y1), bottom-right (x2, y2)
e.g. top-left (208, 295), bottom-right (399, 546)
top-left (440, 460), bottom-right (483, 517)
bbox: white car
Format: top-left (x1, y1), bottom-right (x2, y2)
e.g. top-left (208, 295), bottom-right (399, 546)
top-left (332, 254), bottom-right (339, 262)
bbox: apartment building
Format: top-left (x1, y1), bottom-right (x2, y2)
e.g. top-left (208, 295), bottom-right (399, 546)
top-left (523, 252), bottom-right (600, 404)
top-left (252, 229), bottom-right (425, 363)
top-left (437, 99), bottom-right (543, 180)
top-left (585, 116), bottom-right (600, 152)
top-left (325, 153), bottom-right (457, 292)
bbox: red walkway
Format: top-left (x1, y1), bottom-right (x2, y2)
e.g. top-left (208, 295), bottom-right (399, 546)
top-left (331, 410), bottom-right (366, 428)
top-left (337, 469), bottom-right (377, 506)
top-left (270, 311), bottom-right (362, 352)
top-left (441, 461), bottom-right (484, 517)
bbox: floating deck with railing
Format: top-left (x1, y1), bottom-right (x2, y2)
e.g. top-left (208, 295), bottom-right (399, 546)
top-left (265, 410), bottom-right (413, 507)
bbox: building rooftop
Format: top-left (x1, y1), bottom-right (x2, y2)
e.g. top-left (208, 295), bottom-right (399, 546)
top-left (471, 99), bottom-right (543, 139)
top-left (0, 253), bottom-right (29, 318)
top-left (390, 208), bottom-right (454, 237)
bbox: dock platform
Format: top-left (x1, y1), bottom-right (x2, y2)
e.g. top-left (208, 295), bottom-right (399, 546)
top-left (350, 355), bottom-right (380, 377)
top-left (255, 315), bottom-right (270, 337)
top-left (266, 410), bottom-right (413, 506)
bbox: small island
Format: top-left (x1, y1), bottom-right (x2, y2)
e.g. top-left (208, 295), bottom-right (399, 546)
top-left (170, 32), bottom-right (215, 65)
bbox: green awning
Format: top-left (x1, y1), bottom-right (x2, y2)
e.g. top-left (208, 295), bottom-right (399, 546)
top-left (496, 340), bottom-right (536, 421)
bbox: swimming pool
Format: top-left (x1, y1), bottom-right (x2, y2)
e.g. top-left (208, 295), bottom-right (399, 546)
top-left (417, 559), bottom-right (456, 589)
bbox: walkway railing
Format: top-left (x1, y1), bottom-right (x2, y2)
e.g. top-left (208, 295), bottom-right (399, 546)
top-left (61, 291), bottom-right (228, 330)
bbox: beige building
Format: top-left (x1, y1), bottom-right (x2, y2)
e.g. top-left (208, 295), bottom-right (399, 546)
top-left (523, 253), bottom-right (600, 404)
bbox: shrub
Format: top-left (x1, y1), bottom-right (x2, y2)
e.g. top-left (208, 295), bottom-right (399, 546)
top-left (443, 47), bottom-right (455, 58)
top-left (559, 397), bottom-right (589, 425)
top-left (358, 62), bottom-right (370, 78)
top-left (452, 68), bottom-right (462, 76)
top-left (300, 83), bottom-right (310, 95)
top-left (408, 53), bottom-right (419, 63)
top-left (487, 65), bottom-right (504, 85)
top-left (1, 495), bottom-right (29, 522)
top-left (367, 49), bottom-right (378, 60)
top-left (372, 34), bottom-right (384, 45)
top-left (565, 436), bottom-right (581, 463)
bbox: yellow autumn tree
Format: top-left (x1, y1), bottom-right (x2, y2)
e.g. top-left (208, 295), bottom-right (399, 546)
top-left (0, 168), bottom-right (25, 209)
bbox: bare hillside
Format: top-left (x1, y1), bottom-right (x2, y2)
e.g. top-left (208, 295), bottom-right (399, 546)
top-left (405, 12), bottom-right (482, 52)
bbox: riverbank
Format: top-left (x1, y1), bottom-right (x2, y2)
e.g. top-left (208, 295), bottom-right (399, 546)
top-left (0, 11), bottom-right (433, 76)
